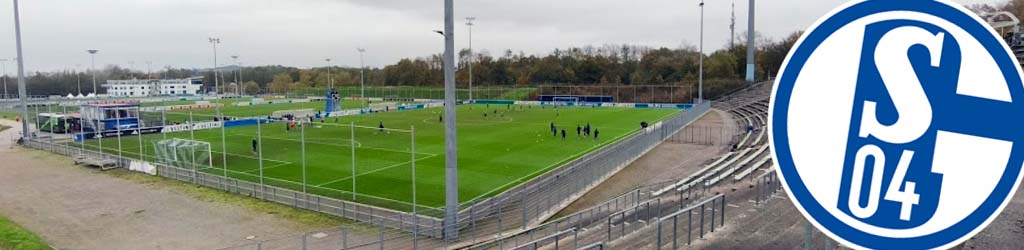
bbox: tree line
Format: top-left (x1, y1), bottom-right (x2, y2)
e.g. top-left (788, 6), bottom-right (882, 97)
top-left (3, 31), bottom-right (802, 97)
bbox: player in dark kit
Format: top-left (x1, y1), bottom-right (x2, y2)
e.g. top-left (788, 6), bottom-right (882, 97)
top-left (252, 138), bottom-right (258, 155)
top-left (561, 129), bottom-right (567, 141)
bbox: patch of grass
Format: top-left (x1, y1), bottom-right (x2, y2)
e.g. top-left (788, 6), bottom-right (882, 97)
top-left (0, 112), bottom-right (18, 121)
top-left (101, 168), bottom-right (356, 229)
top-left (0, 125), bottom-right (9, 133)
top-left (0, 215), bottom-right (49, 250)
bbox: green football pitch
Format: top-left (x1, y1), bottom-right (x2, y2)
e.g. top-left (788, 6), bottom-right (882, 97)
top-left (76, 104), bottom-right (680, 213)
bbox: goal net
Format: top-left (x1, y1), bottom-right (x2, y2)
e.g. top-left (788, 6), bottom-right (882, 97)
top-left (153, 138), bottom-right (213, 170)
top-left (553, 97), bottom-right (580, 106)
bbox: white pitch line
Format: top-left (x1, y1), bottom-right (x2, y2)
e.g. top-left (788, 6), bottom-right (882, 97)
top-left (242, 161), bottom-right (292, 174)
top-left (315, 154), bottom-right (439, 188)
top-left (228, 132), bottom-right (437, 157)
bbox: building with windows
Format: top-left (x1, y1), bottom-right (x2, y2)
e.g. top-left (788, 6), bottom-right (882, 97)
top-left (104, 77), bottom-right (204, 97)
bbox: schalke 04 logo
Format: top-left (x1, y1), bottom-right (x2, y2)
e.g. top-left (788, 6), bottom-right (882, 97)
top-left (769, 0), bottom-right (1024, 249)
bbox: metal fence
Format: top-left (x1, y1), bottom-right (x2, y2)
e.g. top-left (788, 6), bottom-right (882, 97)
top-left (648, 194), bottom-right (726, 249)
top-left (666, 125), bottom-right (731, 146)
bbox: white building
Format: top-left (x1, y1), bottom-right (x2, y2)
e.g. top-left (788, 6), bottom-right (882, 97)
top-left (104, 77), bottom-right (204, 97)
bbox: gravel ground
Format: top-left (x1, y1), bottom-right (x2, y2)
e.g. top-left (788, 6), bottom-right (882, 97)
top-left (0, 120), bottom-right (322, 250)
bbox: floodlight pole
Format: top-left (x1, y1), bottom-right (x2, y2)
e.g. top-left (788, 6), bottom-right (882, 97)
top-left (442, 0), bottom-right (460, 241)
top-left (1, 59), bottom-right (7, 99)
top-left (209, 38), bottom-right (221, 95)
top-left (12, 0), bottom-right (29, 139)
top-left (219, 108), bottom-right (227, 181)
top-left (326, 58), bottom-right (334, 89)
top-left (746, 0), bottom-right (756, 83)
top-left (257, 118), bottom-right (265, 198)
top-left (411, 126), bottom-right (417, 216)
top-left (358, 48), bottom-right (366, 108)
top-left (698, 0), bottom-right (705, 104)
top-left (466, 17), bottom-right (475, 101)
top-left (350, 121), bottom-right (357, 200)
top-left (301, 120), bottom-right (307, 195)
top-left (231, 55), bottom-right (240, 95)
top-left (88, 50), bottom-right (99, 95)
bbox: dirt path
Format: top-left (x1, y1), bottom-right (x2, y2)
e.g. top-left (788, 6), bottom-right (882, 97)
top-left (0, 120), bottom-right (322, 250)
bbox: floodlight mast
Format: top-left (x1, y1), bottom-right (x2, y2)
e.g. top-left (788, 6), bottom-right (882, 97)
top-left (746, 0), bottom-right (756, 83)
top-left (442, 0), bottom-right (459, 241)
top-left (1, 59), bottom-right (7, 99)
top-left (357, 48), bottom-right (366, 107)
top-left (699, 0), bottom-right (705, 104)
top-left (326, 58), bottom-right (333, 89)
top-left (88, 50), bottom-right (99, 94)
top-left (466, 17), bottom-right (475, 101)
top-left (232, 55), bottom-right (240, 95)
top-left (209, 37), bottom-right (221, 95)
top-left (13, 0), bottom-right (29, 139)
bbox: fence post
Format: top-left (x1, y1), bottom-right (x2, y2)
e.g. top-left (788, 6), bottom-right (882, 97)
top-left (673, 216), bottom-right (678, 250)
top-left (302, 232), bottom-right (308, 250)
top-left (522, 190), bottom-right (528, 229)
top-left (699, 203), bottom-right (705, 239)
top-left (687, 208), bottom-right (692, 245)
top-left (721, 195), bottom-right (726, 227)
top-left (342, 227), bottom-right (348, 250)
top-left (804, 220), bottom-right (812, 250)
top-left (656, 221), bottom-right (663, 250)
top-left (711, 199), bottom-right (716, 233)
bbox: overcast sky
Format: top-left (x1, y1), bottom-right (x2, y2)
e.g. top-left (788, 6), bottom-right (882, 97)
top-left (0, 0), bottom-right (1005, 72)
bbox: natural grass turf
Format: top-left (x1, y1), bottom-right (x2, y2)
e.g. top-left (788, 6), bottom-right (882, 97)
top-left (0, 215), bottom-right (49, 250)
top-left (75, 104), bottom-right (679, 213)
top-left (0, 112), bottom-right (19, 121)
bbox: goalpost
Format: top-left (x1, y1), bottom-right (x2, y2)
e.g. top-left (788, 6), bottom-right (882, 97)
top-left (153, 138), bottom-right (213, 171)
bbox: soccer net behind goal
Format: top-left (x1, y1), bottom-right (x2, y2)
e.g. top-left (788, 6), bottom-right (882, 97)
top-left (153, 138), bottom-right (213, 170)
top-left (553, 97), bottom-right (580, 106)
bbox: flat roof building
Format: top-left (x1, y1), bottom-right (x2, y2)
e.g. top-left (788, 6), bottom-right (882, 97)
top-left (104, 77), bottom-right (204, 97)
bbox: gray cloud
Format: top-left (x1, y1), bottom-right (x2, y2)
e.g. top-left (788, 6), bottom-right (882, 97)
top-left (0, 0), bottom-right (1007, 73)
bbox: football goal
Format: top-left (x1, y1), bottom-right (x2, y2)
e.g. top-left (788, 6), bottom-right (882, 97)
top-left (153, 138), bottom-right (213, 170)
